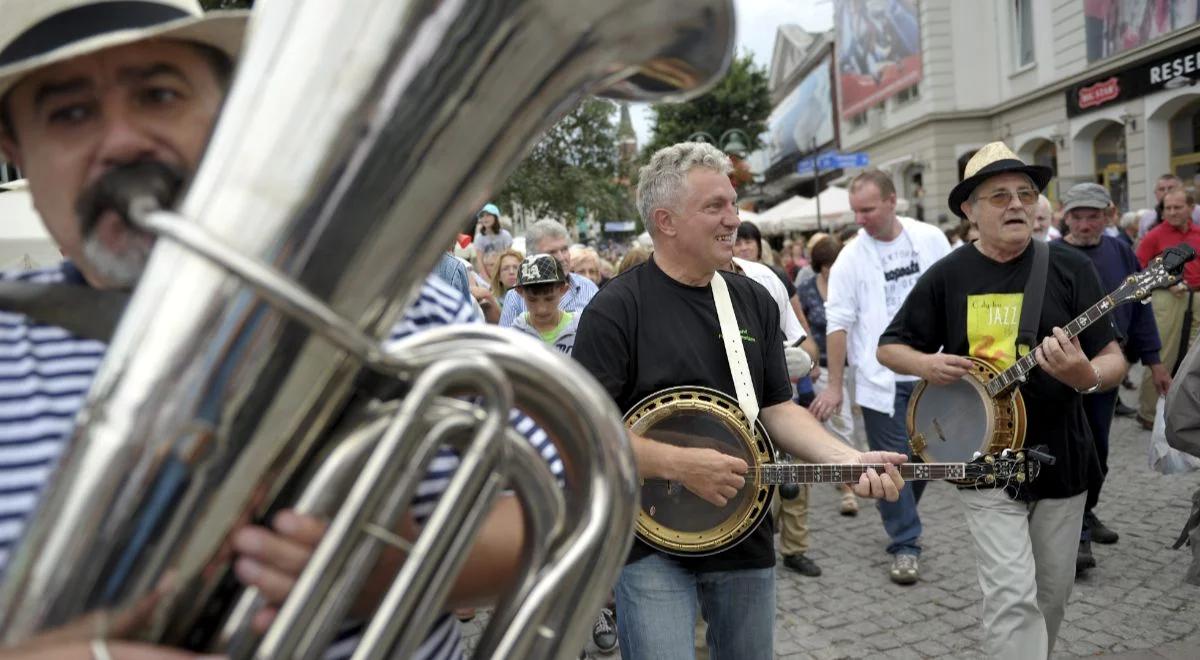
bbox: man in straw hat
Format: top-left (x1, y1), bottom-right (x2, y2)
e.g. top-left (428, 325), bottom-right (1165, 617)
top-left (877, 142), bottom-right (1127, 658)
top-left (0, 1), bottom-right (550, 657)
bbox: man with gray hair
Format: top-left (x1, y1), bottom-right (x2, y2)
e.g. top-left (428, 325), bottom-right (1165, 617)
top-left (498, 218), bottom-right (598, 326)
top-left (573, 141), bottom-right (906, 659)
top-left (1032, 194), bottom-right (1060, 241)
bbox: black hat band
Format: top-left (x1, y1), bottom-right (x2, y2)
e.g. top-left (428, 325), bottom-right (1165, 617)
top-left (0, 2), bottom-right (190, 67)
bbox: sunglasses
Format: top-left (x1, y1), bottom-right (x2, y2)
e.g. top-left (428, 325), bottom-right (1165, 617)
top-left (978, 189), bottom-right (1038, 208)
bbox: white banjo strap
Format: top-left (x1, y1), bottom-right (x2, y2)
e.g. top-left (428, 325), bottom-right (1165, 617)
top-left (710, 272), bottom-right (759, 426)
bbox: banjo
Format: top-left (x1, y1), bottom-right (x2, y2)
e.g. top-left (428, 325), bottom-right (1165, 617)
top-left (906, 244), bottom-right (1194, 481)
top-left (627, 386), bottom-right (1036, 557)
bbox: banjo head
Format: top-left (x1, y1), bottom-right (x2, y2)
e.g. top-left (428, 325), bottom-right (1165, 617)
top-left (907, 358), bottom-right (1026, 468)
top-left (625, 387), bottom-right (773, 557)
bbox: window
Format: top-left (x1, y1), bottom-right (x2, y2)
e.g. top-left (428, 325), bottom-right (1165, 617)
top-left (849, 112), bottom-right (868, 130)
top-left (1013, 0), bottom-right (1035, 67)
top-left (893, 84), bottom-right (920, 106)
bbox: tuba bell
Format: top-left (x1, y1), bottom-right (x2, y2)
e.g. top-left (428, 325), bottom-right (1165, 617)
top-left (0, 0), bottom-right (735, 657)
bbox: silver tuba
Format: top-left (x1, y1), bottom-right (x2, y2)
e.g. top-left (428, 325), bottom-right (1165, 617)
top-left (0, 0), bottom-right (735, 658)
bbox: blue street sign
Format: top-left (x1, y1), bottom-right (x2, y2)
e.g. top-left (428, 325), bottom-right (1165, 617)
top-left (795, 157), bottom-right (816, 174)
top-left (817, 151), bottom-right (870, 170)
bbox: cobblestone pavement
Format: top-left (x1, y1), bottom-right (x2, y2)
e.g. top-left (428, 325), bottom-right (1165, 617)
top-left (464, 387), bottom-right (1200, 658)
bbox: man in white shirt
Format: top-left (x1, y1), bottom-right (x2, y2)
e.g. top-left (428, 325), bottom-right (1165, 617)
top-left (809, 170), bottom-right (951, 584)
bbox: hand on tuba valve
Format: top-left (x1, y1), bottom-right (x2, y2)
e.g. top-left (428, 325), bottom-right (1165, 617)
top-left (0, 0), bottom-right (735, 658)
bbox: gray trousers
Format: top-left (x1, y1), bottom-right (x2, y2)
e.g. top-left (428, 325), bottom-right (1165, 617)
top-left (957, 489), bottom-right (1086, 659)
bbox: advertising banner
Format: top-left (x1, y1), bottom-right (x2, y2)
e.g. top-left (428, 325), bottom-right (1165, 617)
top-left (835, 0), bottom-right (922, 119)
top-left (768, 55), bottom-right (835, 166)
top-left (1085, 0), bottom-right (1200, 63)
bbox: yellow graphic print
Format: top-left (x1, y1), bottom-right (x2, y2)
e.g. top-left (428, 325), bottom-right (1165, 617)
top-left (967, 293), bottom-right (1023, 370)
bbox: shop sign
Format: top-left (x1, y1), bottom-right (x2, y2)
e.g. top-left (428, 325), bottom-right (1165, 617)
top-left (1067, 38), bottom-right (1200, 117)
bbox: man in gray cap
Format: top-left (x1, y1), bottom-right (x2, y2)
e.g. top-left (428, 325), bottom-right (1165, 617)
top-left (1058, 183), bottom-right (1167, 574)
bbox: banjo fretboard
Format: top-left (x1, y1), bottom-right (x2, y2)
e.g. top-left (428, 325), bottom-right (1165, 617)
top-left (756, 462), bottom-right (966, 484)
top-left (984, 294), bottom-right (1116, 397)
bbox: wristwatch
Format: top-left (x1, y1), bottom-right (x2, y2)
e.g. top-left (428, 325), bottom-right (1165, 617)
top-left (1074, 364), bottom-right (1102, 394)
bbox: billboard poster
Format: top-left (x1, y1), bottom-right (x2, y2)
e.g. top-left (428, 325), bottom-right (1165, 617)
top-left (768, 55), bottom-right (835, 166)
top-left (835, 0), bottom-right (922, 119)
top-left (1085, 0), bottom-right (1200, 62)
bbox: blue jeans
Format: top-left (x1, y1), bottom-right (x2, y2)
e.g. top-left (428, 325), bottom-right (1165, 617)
top-left (614, 553), bottom-right (775, 660)
top-left (860, 380), bottom-right (924, 556)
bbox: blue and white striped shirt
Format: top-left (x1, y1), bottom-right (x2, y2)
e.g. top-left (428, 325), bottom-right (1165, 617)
top-left (0, 262), bottom-right (561, 659)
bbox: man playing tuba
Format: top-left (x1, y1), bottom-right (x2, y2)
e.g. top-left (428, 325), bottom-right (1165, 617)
top-left (0, 1), bottom-right (549, 657)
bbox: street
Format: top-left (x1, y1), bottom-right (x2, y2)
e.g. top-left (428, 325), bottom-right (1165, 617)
top-left (773, 388), bottom-right (1199, 659)
top-left (463, 385), bottom-right (1200, 658)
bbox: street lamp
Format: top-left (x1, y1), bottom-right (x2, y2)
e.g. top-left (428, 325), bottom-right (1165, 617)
top-left (687, 129), bottom-right (751, 158)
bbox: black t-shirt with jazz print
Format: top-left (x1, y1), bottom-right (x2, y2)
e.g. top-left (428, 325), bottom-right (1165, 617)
top-left (879, 241), bottom-right (1114, 500)
top-left (573, 255), bottom-right (792, 572)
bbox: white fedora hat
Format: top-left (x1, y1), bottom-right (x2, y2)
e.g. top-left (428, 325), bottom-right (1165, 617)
top-left (0, 0), bottom-right (248, 102)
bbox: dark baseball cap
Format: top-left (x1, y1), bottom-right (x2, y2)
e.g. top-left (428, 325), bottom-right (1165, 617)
top-left (517, 253), bottom-right (567, 287)
top-left (1061, 183), bottom-right (1112, 214)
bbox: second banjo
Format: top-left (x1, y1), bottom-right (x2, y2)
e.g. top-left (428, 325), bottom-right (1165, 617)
top-left (907, 244), bottom-right (1193, 482)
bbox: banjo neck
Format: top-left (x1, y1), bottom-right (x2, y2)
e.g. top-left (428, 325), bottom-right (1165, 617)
top-left (984, 293), bottom-right (1117, 397)
top-left (757, 462), bottom-right (968, 484)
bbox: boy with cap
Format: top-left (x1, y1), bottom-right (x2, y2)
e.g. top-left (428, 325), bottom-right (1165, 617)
top-left (1057, 182), bottom-right (1166, 572)
top-left (511, 253), bottom-right (578, 355)
top-left (878, 142), bottom-right (1126, 658)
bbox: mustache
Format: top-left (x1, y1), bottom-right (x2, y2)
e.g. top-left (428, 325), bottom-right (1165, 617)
top-left (76, 161), bottom-right (186, 236)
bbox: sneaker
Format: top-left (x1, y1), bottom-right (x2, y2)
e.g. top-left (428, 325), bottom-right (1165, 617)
top-left (839, 487), bottom-right (859, 516)
top-left (1085, 511), bottom-right (1120, 545)
top-left (1076, 540), bottom-right (1096, 574)
top-left (591, 608), bottom-right (617, 653)
top-left (889, 554), bottom-right (919, 585)
top-left (782, 552), bottom-right (822, 577)
top-left (1114, 400), bottom-right (1137, 417)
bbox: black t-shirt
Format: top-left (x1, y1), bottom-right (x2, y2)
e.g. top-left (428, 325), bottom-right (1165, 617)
top-left (573, 256), bottom-right (792, 572)
top-left (879, 241), bottom-right (1114, 500)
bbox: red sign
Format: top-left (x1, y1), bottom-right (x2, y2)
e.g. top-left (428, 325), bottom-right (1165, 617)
top-left (1077, 77), bottom-right (1120, 110)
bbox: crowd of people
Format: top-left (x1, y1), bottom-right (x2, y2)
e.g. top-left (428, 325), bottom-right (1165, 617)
top-left (439, 140), bottom-right (1200, 659)
top-left (0, 2), bottom-right (1197, 660)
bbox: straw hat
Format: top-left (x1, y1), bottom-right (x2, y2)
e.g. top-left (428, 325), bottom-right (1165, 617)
top-left (948, 142), bottom-right (1053, 219)
top-left (0, 0), bottom-right (248, 102)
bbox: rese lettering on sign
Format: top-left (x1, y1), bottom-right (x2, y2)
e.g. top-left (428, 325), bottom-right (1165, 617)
top-left (1149, 50), bottom-right (1200, 84)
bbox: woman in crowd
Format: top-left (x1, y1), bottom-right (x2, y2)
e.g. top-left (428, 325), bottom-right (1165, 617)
top-left (474, 203), bottom-right (514, 265)
top-left (569, 246), bottom-right (605, 287)
top-left (616, 246), bottom-right (651, 275)
top-left (487, 249), bottom-right (525, 322)
top-left (796, 236), bottom-right (859, 515)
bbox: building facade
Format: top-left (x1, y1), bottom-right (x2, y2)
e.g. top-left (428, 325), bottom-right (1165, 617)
top-left (833, 0), bottom-right (1200, 224)
top-left (758, 26), bottom-right (838, 205)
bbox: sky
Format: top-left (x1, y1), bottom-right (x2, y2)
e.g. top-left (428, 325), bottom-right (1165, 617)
top-left (629, 0), bottom-right (834, 144)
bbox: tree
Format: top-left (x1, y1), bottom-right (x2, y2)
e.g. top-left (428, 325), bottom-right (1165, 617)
top-left (494, 98), bottom-right (634, 230)
top-left (642, 52), bottom-right (771, 160)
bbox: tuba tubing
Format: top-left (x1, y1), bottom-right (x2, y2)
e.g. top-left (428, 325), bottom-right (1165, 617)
top-left (0, 0), bottom-right (735, 655)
